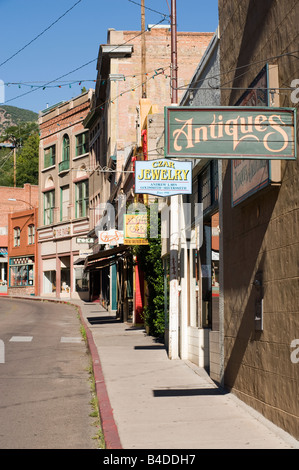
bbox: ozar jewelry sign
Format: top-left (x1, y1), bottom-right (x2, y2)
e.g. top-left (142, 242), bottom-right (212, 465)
top-left (165, 106), bottom-right (296, 160)
top-left (135, 158), bottom-right (192, 197)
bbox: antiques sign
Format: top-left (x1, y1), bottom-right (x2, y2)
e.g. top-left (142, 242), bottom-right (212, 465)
top-left (135, 158), bottom-right (192, 197)
top-left (232, 64), bottom-right (280, 206)
top-left (164, 106), bottom-right (296, 160)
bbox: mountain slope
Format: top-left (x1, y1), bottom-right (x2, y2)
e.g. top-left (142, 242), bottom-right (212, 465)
top-left (0, 105), bottom-right (38, 134)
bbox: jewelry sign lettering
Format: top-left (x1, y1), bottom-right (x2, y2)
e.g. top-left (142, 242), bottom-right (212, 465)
top-left (135, 158), bottom-right (192, 197)
top-left (165, 107), bottom-right (296, 160)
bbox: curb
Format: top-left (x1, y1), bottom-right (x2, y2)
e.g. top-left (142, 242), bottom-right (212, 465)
top-left (2, 295), bottom-right (123, 450)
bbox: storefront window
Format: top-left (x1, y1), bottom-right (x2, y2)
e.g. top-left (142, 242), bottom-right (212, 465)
top-left (75, 267), bottom-right (89, 292)
top-left (9, 257), bottom-right (34, 287)
top-left (44, 270), bottom-right (56, 293)
top-left (61, 268), bottom-right (70, 293)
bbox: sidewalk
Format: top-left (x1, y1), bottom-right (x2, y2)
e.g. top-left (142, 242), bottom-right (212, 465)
top-left (5, 295), bottom-right (299, 450)
top-left (72, 299), bottom-right (299, 450)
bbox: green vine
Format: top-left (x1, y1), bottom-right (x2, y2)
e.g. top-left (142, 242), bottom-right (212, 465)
top-left (134, 205), bottom-right (165, 338)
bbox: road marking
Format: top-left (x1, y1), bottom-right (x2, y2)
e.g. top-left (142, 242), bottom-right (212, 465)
top-left (9, 336), bottom-right (33, 342)
top-left (60, 337), bottom-right (83, 343)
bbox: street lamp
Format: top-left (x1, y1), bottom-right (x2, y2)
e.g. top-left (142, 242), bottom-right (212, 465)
top-left (7, 198), bottom-right (34, 209)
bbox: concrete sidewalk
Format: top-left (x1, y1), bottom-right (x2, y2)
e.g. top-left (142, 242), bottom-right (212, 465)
top-left (5, 295), bottom-right (298, 450)
top-left (73, 299), bottom-right (299, 450)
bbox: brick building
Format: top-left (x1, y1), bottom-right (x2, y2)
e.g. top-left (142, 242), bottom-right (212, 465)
top-left (83, 25), bottom-right (213, 317)
top-left (7, 207), bottom-right (38, 296)
top-left (218, 0), bottom-right (299, 439)
top-left (37, 89), bottom-right (94, 300)
top-left (0, 184), bottom-right (38, 294)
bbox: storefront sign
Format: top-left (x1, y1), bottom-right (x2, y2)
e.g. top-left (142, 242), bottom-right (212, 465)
top-left (135, 158), bottom-right (192, 197)
top-left (97, 230), bottom-right (124, 245)
top-left (124, 214), bottom-right (148, 245)
top-left (76, 237), bottom-right (94, 244)
top-left (231, 65), bottom-right (279, 206)
top-left (164, 106), bottom-right (296, 160)
top-left (79, 249), bottom-right (93, 258)
top-left (53, 225), bottom-right (71, 238)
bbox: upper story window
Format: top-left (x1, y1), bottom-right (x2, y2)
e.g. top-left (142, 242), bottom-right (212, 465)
top-left (28, 224), bottom-right (35, 245)
top-left (44, 190), bottom-right (55, 225)
top-left (44, 145), bottom-right (56, 168)
top-left (60, 186), bottom-right (70, 221)
top-left (75, 132), bottom-right (88, 157)
top-left (13, 227), bottom-right (20, 247)
top-left (75, 180), bottom-right (89, 218)
top-left (62, 134), bottom-right (70, 162)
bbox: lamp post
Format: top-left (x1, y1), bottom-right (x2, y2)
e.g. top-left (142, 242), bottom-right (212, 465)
top-left (168, 0), bottom-right (179, 359)
top-left (7, 198), bottom-right (34, 209)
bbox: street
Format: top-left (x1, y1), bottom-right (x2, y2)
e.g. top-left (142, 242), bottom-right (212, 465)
top-left (0, 297), bottom-right (99, 449)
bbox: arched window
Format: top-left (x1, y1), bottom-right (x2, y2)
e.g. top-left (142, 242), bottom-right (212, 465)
top-left (62, 134), bottom-right (70, 162)
top-left (13, 227), bottom-right (20, 247)
top-left (28, 224), bottom-right (35, 245)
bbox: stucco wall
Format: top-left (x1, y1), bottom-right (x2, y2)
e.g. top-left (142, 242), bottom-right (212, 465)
top-left (219, 0), bottom-right (299, 439)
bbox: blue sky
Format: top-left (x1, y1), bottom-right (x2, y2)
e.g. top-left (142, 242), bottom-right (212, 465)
top-left (0, 0), bottom-right (219, 113)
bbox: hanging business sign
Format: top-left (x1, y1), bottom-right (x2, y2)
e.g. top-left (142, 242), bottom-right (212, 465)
top-left (135, 158), bottom-right (192, 197)
top-left (123, 214), bottom-right (148, 245)
top-left (97, 229), bottom-right (124, 245)
top-left (164, 106), bottom-right (296, 160)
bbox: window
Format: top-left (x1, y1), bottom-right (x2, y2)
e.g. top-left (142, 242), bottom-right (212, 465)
top-left (62, 134), bottom-right (70, 161)
top-left (44, 190), bottom-right (55, 225)
top-left (75, 267), bottom-right (89, 292)
top-left (28, 224), bottom-right (35, 245)
top-left (76, 132), bottom-right (88, 157)
top-left (60, 186), bottom-right (70, 221)
top-left (44, 145), bottom-right (56, 168)
top-left (75, 180), bottom-right (89, 218)
top-left (13, 227), bottom-right (20, 247)
top-left (9, 257), bottom-right (34, 287)
top-left (43, 270), bottom-right (56, 293)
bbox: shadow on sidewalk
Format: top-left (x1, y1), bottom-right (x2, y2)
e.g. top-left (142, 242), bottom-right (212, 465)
top-left (87, 316), bottom-right (120, 325)
top-left (153, 388), bottom-right (228, 397)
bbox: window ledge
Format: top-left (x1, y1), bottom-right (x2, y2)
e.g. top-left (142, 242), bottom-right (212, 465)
top-left (42, 165), bottom-right (56, 173)
top-left (73, 153), bottom-right (89, 161)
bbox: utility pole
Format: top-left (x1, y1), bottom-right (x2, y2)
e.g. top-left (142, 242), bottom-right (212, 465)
top-left (13, 146), bottom-right (16, 187)
top-left (171, 0), bottom-right (178, 105)
top-left (168, 0), bottom-right (179, 359)
top-left (141, 0), bottom-right (147, 98)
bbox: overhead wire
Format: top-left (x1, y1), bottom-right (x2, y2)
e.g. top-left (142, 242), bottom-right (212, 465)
top-left (0, 0), bottom-right (83, 69)
top-left (4, 16), bottom-right (167, 106)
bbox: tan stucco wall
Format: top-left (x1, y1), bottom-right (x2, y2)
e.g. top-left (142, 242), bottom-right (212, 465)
top-left (219, 0), bottom-right (299, 439)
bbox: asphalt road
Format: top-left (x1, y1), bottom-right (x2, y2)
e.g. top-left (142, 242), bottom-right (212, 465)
top-left (0, 297), bottom-right (99, 449)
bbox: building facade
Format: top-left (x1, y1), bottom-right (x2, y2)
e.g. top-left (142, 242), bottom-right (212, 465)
top-left (7, 207), bottom-right (38, 296)
top-left (84, 25), bottom-right (214, 317)
top-left (37, 90), bottom-right (94, 300)
top-left (219, 0), bottom-right (299, 439)
top-left (0, 184), bottom-right (38, 295)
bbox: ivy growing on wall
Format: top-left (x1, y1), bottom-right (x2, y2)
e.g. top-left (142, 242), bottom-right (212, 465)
top-left (134, 205), bottom-right (165, 338)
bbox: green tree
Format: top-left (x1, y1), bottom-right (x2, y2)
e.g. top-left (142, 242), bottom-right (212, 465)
top-left (16, 133), bottom-right (39, 186)
top-left (0, 122), bottom-right (39, 186)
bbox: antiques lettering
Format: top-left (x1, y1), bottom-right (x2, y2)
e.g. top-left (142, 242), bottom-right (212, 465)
top-left (172, 113), bottom-right (290, 153)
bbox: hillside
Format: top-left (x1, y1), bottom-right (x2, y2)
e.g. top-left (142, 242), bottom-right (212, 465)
top-left (0, 105), bottom-right (38, 134)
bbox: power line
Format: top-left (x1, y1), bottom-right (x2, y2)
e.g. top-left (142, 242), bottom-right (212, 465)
top-left (4, 17), bottom-right (167, 106)
top-left (0, 0), bottom-right (83, 69)
top-left (173, 50), bottom-right (299, 91)
top-left (128, 0), bottom-right (169, 18)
